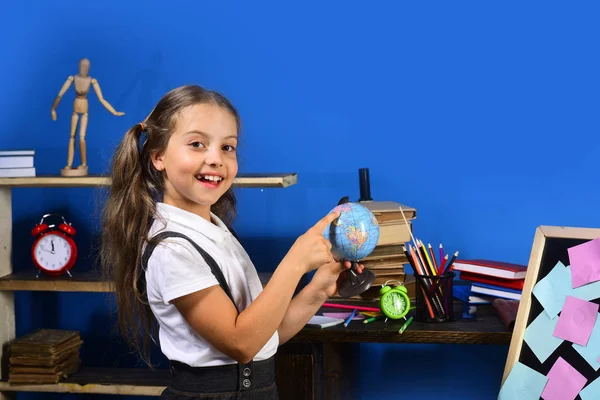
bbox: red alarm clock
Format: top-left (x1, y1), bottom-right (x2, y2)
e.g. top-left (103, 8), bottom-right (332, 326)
top-left (31, 214), bottom-right (77, 277)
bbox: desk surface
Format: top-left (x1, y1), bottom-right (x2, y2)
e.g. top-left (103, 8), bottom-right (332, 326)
top-left (291, 302), bottom-right (512, 345)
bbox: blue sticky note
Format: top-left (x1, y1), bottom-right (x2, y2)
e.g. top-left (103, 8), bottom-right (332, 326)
top-left (580, 378), bottom-right (600, 400)
top-left (498, 361), bottom-right (549, 400)
top-left (532, 261), bottom-right (572, 319)
top-left (573, 313), bottom-right (600, 371)
top-left (524, 310), bottom-right (564, 363)
top-left (571, 267), bottom-right (600, 301)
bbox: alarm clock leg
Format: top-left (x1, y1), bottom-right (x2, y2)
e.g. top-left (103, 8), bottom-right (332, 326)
top-left (66, 270), bottom-right (73, 278)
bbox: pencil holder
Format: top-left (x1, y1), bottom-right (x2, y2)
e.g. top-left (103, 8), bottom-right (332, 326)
top-left (414, 272), bottom-right (455, 323)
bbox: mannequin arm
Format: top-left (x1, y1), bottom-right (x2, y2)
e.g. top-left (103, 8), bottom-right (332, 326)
top-left (51, 76), bottom-right (73, 111)
top-left (91, 79), bottom-right (125, 116)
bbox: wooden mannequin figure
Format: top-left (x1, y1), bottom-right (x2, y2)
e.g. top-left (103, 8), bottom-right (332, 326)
top-left (51, 58), bottom-right (125, 176)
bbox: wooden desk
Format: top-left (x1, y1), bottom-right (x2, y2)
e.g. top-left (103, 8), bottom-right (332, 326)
top-left (276, 301), bottom-right (512, 400)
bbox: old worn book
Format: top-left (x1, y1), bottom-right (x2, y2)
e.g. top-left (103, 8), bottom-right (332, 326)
top-left (8, 329), bottom-right (82, 384)
top-left (360, 200), bottom-right (417, 223)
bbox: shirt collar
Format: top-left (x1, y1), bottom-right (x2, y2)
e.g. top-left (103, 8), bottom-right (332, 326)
top-left (155, 202), bottom-right (229, 242)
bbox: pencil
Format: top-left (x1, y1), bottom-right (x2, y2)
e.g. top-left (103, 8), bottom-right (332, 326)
top-left (407, 245), bottom-right (436, 319)
top-left (439, 243), bottom-right (444, 268)
top-left (344, 309), bottom-right (357, 327)
top-left (440, 254), bottom-right (448, 273)
top-left (399, 316), bottom-right (414, 334)
top-left (363, 315), bottom-right (384, 324)
top-left (443, 251), bottom-right (459, 275)
top-left (322, 303), bottom-right (381, 313)
top-left (428, 243), bottom-right (438, 272)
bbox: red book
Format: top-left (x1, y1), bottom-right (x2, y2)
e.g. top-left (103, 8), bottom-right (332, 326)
top-left (459, 271), bottom-right (525, 291)
top-left (452, 259), bottom-right (527, 280)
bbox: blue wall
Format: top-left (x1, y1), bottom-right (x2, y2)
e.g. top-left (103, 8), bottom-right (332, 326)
top-left (3, 1), bottom-right (600, 399)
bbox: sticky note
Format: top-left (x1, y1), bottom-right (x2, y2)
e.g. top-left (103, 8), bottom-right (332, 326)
top-left (573, 314), bottom-right (600, 370)
top-left (571, 272), bottom-right (600, 301)
top-left (568, 237), bottom-right (600, 288)
top-left (541, 357), bottom-right (587, 400)
top-left (498, 361), bottom-right (548, 400)
top-left (553, 296), bottom-right (599, 346)
top-left (524, 310), bottom-right (563, 363)
top-left (532, 261), bottom-right (572, 318)
top-left (580, 378), bottom-right (600, 400)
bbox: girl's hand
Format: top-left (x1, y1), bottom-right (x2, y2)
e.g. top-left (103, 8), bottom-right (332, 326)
top-left (311, 260), bottom-right (365, 299)
top-left (283, 211), bottom-right (340, 274)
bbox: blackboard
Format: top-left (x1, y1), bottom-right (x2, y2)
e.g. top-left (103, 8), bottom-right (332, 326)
top-left (501, 226), bottom-right (600, 399)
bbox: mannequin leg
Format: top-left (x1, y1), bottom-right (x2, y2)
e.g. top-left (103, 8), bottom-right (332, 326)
top-left (67, 112), bottom-right (79, 168)
top-left (78, 113), bottom-right (89, 168)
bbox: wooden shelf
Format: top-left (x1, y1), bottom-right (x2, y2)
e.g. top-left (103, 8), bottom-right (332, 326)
top-left (0, 271), bottom-right (273, 293)
top-left (0, 367), bottom-right (169, 396)
top-left (0, 173), bottom-right (298, 188)
top-left (291, 302), bottom-right (512, 345)
top-left (0, 270), bottom-right (113, 292)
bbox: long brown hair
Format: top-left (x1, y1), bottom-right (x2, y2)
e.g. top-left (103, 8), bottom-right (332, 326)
top-left (100, 85), bottom-right (241, 365)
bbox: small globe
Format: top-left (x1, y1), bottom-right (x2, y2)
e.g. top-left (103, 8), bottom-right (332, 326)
top-left (322, 202), bottom-right (380, 262)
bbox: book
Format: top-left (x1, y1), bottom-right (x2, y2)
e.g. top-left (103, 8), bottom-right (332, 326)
top-left (452, 259), bottom-right (527, 280)
top-left (492, 298), bottom-right (520, 330)
top-left (0, 167), bottom-right (36, 177)
top-left (470, 282), bottom-right (521, 301)
top-left (458, 271), bottom-right (525, 291)
top-left (360, 200), bottom-right (417, 222)
top-left (306, 315), bottom-right (345, 328)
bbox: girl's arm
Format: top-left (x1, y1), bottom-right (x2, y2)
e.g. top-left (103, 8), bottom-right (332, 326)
top-left (172, 212), bottom-right (339, 364)
top-left (276, 260), bottom-right (356, 344)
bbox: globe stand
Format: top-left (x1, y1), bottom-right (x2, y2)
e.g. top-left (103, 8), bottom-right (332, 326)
top-left (337, 262), bottom-right (376, 298)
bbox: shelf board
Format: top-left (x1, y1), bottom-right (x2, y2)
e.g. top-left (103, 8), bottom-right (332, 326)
top-left (0, 173), bottom-right (297, 188)
top-left (0, 367), bottom-right (168, 396)
top-left (0, 271), bottom-right (273, 293)
top-left (0, 270), bottom-right (113, 292)
top-left (291, 302), bottom-right (512, 345)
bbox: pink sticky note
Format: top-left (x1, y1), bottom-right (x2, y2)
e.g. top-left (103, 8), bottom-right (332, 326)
top-left (553, 296), bottom-right (599, 346)
top-left (541, 357), bottom-right (587, 400)
top-left (568, 238), bottom-right (600, 288)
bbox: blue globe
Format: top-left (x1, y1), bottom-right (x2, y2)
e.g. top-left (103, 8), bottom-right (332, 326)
top-left (322, 202), bottom-right (380, 262)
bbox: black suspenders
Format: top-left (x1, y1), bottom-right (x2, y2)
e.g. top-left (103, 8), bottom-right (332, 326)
top-left (140, 231), bottom-right (238, 311)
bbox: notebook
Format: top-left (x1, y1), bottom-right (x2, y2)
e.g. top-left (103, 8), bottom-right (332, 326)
top-left (306, 315), bottom-right (345, 328)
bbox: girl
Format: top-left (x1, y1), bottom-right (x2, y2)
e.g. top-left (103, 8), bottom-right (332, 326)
top-left (100, 85), bottom-right (360, 399)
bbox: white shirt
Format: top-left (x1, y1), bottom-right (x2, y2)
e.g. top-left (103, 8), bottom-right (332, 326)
top-left (144, 202), bottom-right (279, 367)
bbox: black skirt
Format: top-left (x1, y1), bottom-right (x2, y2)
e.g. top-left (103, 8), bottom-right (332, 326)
top-left (161, 357), bottom-right (279, 400)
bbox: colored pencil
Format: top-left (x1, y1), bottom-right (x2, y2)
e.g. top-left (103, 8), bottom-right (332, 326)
top-left (344, 308), bottom-right (357, 327)
top-left (439, 243), bottom-right (444, 268)
top-left (439, 254), bottom-right (448, 273)
top-left (409, 244), bottom-right (443, 318)
top-left (322, 303), bottom-right (381, 313)
top-left (428, 243), bottom-right (438, 272)
top-left (399, 316), bottom-right (414, 334)
top-left (406, 245), bottom-right (436, 319)
top-left (363, 315), bottom-right (384, 324)
top-left (443, 251), bottom-right (459, 275)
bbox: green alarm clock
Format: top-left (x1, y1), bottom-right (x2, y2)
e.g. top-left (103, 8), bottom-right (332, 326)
top-left (379, 282), bottom-right (411, 320)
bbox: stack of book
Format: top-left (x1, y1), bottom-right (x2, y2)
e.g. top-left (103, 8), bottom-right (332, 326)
top-left (8, 329), bottom-right (82, 384)
top-left (329, 200), bottom-right (416, 300)
top-left (453, 259), bottom-right (527, 302)
top-left (0, 149), bottom-right (36, 177)
top-left (360, 200), bottom-right (416, 286)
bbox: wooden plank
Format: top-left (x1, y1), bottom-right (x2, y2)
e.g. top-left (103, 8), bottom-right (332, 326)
top-left (0, 173), bottom-right (298, 188)
top-left (0, 187), bottom-right (15, 400)
top-left (0, 270), bottom-right (113, 292)
top-left (0, 367), bottom-right (169, 396)
top-left (291, 303), bottom-right (512, 345)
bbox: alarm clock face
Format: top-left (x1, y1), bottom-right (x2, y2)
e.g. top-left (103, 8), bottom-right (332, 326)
top-left (33, 233), bottom-right (73, 272)
top-left (382, 291), bottom-right (409, 318)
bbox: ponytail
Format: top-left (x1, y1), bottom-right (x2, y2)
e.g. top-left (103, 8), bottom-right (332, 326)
top-left (100, 122), bottom-right (161, 366)
top-left (100, 85), bottom-right (241, 365)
